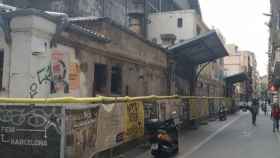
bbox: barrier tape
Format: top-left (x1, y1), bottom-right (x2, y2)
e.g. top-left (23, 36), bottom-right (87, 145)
top-left (0, 96), bottom-right (232, 105)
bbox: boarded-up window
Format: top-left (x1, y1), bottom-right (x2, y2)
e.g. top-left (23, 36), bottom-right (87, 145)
top-left (93, 64), bottom-right (107, 96)
top-left (111, 65), bottom-right (122, 95)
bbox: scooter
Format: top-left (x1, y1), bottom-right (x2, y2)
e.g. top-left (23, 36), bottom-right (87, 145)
top-left (218, 107), bottom-right (227, 121)
top-left (148, 119), bottom-right (179, 158)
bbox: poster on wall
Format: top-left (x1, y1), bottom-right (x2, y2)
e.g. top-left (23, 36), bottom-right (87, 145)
top-left (65, 106), bottom-right (99, 158)
top-left (143, 101), bottom-right (158, 121)
top-left (156, 99), bottom-right (181, 122)
top-left (125, 101), bottom-right (144, 141)
top-left (0, 106), bottom-right (62, 158)
top-left (69, 63), bottom-right (81, 96)
top-left (189, 99), bottom-right (209, 120)
top-left (51, 50), bottom-right (69, 94)
top-left (95, 103), bottom-right (125, 152)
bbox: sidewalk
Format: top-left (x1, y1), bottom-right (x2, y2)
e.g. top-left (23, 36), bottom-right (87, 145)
top-left (119, 112), bottom-right (245, 158)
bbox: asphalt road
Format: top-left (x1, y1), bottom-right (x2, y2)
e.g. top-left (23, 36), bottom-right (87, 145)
top-left (123, 111), bottom-right (280, 158)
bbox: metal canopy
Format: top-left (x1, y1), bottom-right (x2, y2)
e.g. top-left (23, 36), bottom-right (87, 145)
top-left (224, 72), bottom-right (248, 84)
top-left (169, 31), bottom-right (228, 65)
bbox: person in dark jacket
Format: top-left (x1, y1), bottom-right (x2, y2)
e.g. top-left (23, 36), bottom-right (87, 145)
top-left (250, 98), bottom-right (259, 126)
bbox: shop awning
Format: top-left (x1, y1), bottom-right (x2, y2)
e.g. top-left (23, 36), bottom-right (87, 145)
top-left (224, 72), bottom-right (248, 84)
top-left (168, 31), bottom-right (228, 65)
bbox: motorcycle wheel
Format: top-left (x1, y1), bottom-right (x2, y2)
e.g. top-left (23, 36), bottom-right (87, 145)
top-left (174, 147), bottom-right (179, 154)
top-left (153, 152), bottom-right (169, 158)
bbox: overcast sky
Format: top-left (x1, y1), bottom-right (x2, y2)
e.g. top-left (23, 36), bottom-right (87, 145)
top-left (200, 0), bottom-right (270, 76)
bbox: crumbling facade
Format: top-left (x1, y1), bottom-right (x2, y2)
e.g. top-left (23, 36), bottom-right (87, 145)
top-left (0, 9), bottom-right (170, 98)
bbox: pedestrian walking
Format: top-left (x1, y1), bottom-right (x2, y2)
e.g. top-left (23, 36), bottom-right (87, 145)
top-left (262, 102), bottom-right (268, 116)
top-left (271, 104), bottom-right (280, 132)
top-left (263, 104), bottom-right (268, 116)
top-left (250, 98), bottom-right (259, 126)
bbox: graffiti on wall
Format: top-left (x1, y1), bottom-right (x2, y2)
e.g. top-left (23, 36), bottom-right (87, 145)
top-left (29, 50), bottom-right (70, 98)
top-left (0, 106), bottom-right (62, 158)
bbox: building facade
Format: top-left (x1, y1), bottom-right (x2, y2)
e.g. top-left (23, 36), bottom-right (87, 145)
top-left (224, 44), bottom-right (258, 99)
top-left (268, 0), bottom-right (280, 103)
top-left (147, 8), bottom-right (226, 97)
top-left (0, 9), bottom-right (171, 98)
top-left (2, 0), bottom-right (201, 36)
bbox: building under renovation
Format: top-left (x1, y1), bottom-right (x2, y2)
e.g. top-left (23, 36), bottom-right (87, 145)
top-left (0, 0), bottom-right (229, 98)
top-left (0, 9), bottom-right (172, 98)
top-left (1, 0), bottom-right (201, 36)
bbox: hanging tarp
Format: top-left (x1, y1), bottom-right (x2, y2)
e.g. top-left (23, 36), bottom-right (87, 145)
top-left (65, 106), bottom-right (99, 158)
top-left (95, 103), bottom-right (125, 153)
top-left (0, 105), bottom-right (63, 158)
top-left (124, 101), bottom-right (145, 141)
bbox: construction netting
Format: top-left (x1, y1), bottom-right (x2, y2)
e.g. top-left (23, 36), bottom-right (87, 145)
top-left (0, 96), bottom-right (236, 158)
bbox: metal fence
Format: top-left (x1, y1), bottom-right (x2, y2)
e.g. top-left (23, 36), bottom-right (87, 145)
top-left (0, 96), bottom-right (236, 158)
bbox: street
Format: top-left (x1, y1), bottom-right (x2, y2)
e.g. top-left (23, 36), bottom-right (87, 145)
top-left (123, 111), bottom-right (280, 158)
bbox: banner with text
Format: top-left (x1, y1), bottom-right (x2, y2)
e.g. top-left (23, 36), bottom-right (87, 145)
top-left (65, 106), bottom-right (99, 158)
top-left (156, 99), bottom-right (181, 121)
top-left (95, 103), bottom-right (125, 153)
top-left (0, 106), bottom-right (62, 158)
top-left (124, 101), bottom-right (144, 141)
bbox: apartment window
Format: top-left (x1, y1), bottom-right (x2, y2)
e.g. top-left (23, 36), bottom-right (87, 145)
top-left (0, 49), bottom-right (3, 89)
top-left (93, 64), bottom-right (107, 96)
top-left (177, 18), bottom-right (183, 28)
top-left (111, 65), bottom-right (122, 95)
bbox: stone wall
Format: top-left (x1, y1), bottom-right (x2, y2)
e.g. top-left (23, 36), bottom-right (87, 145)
top-left (4, 13), bottom-right (169, 98)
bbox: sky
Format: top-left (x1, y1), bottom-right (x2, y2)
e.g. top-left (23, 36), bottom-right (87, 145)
top-left (200, 0), bottom-right (270, 76)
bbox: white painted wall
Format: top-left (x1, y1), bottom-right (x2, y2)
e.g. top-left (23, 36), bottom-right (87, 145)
top-left (9, 15), bottom-right (56, 97)
top-left (147, 9), bottom-right (209, 46)
top-left (0, 28), bottom-right (10, 97)
top-left (8, 15), bottom-right (79, 98)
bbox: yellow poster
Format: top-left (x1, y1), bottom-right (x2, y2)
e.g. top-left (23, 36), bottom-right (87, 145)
top-left (124, 101), bottom-right (144, 141)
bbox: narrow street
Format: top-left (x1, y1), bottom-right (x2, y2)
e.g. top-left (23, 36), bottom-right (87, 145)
top-left (124, 111), bottom-right (280, 158)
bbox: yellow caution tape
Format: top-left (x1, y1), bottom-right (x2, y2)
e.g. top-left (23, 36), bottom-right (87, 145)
top-left (0, 96), bottom-right (233, 105)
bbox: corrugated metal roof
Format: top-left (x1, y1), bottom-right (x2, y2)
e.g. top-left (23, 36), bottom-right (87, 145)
top-left (169, 31), bottom-right (228, 65)
top-left (224, 72), bottom-right (248, 84)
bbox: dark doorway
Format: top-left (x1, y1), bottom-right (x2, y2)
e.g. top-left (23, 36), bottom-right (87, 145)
top-left (93, 64), bottom-right (107, 96)
top-left (111, 65), bottom-right (122, 95)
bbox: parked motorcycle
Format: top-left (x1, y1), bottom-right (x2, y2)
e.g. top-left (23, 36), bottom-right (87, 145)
top-left (147, 119), bottom-right (179, 158)
top-left (218, 106), bottom-right (227, 121)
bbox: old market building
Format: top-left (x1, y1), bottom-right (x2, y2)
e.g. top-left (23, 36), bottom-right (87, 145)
top-left (0, 6), bottom-right (228, 99)
top-left (0, 9), bottom-right (171, 98)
